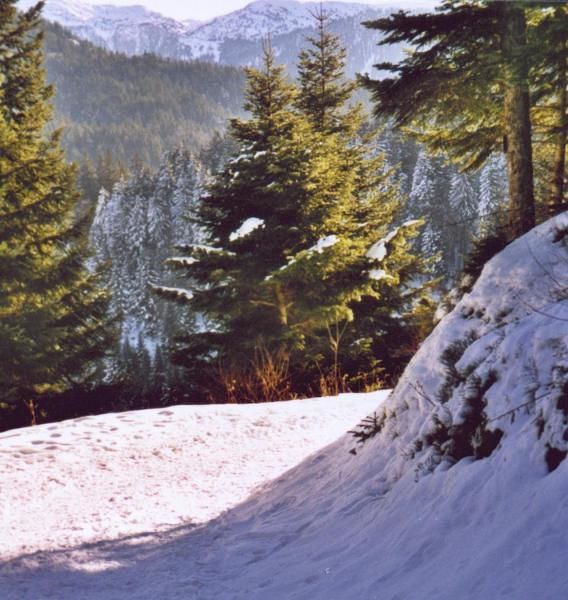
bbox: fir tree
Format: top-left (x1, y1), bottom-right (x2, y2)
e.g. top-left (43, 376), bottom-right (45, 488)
top-left (89, 147), bottom-right (202, 401)
top-left (157, 43), bottom-right (313, 395)
top-left (447, 170), bottom-right (478, 275)
top-left (158, 41), bottom-right (431, 400)
top-left (479, 153), bottom-right (508, 234)
top-left (77, 156), bottom-right (100, 206)
top-left (361, 1), bottom-right (538, 237)
top-left (373, 125), bottom-right (415, 197)
top-left (0, 0), bottom-right (111, 423)
top-left (296, 7), bottom-right (359, 135)
top-left (529, 4), bottom-right (567, 215)
top-left (95, 150), bottom-right (128, 193)
top-left (407, 150), bottom-right (448, 276)
top-left (291, 14), bottom-right (432, 390)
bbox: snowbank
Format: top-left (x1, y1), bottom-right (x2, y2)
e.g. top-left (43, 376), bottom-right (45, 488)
top-left (1, 214), bottom-right (567, 600)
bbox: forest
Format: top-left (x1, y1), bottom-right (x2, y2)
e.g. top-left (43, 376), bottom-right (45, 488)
top-left (0, 0), bottom-right (566, 431)
top-left (43, 20), bottom-right (247, 166)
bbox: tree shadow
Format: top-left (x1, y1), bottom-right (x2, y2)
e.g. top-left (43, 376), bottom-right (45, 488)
top-left (0, 447), bottom-right (338, 600)
top-left (0, 513), bottom-right (245, 599)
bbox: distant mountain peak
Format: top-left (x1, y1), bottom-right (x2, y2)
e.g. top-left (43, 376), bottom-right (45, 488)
top-left (20, 0), bottom-right (405, 76)
top-left (183, 19), bottom-right (203, 32)
top-left (20, 0), bottom-right (187, 27)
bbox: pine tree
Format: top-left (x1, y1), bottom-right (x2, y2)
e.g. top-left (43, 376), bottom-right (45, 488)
top-left (199, 131), bottom-right (239, 176)
top-left (479, 153), bottom-right (508, 234)
top-left (156, 43), bottom-right (313, 397)
top-left (373, 126), bottom-right (415, 197)
top-left (296, 7), bottom-right (359, 136)
top-left (158, 40), bottom-right (432, 400)
top-left (95, 149), bottom-right (128, 194)
top-left (89, 147), bottom-right (202, 402)
top-left (447, 170), bottom-right (478, 275)
top-left (77, 156), bottom-right (100, 206)
top-left (0, 1), bottom-right (111, 423)
top-left (407, 149), bottom-right (448, 276)
top-left (169, 148), bottom-right (202, 245)
top-left (291, 13), bottom-right (432, 391)
top-left (361, 0), bottom-right (538, 237)
top-left (529, 5), bottom-right (567, 215)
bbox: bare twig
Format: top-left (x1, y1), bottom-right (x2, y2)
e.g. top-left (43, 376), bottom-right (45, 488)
top-left (488, 389), bottom-right (554, 423)
top-left (408, 380), bottom-right (439, 407)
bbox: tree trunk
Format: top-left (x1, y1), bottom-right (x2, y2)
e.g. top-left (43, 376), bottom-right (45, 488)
top-left (24, 399), bottom-right (38, 426)
top-left (550, 12), bottom-right (567, 216)
top-left (500, 2), bottom-right (536, 237)
top-left (273, 283), bottom-right (289, 326)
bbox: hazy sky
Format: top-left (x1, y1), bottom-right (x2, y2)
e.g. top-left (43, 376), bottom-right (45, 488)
top-left (85, 1), bottom-right (436, 22)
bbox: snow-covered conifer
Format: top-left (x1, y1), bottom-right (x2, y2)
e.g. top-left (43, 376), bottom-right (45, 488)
top-left (89, 149), bottom-right (203, 402)
top-left (479, 153), bottom-right (508, 234)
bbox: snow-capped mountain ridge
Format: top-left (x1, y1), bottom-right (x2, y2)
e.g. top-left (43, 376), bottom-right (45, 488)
top-left (20, 0), bottom-right (190, 58)
top-left (21, 0), bottom-right (179, 24)
top-left (179, 0), bottom-right (395, 63)
top-left (188, 0), bottom-right (381, 41)
top-left (20, 0), bottom-right (404, 74)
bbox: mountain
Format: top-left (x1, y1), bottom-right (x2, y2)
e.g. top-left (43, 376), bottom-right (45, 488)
top-left (180, 1), bottom-right (388, 67)
top-left (42, 21), bottom-right (246, 166)
top-left (193, 1), bottom-right (403, 78)
top-left (22, 0), bottom-right (405, 77)
top-left (20, 0), bottom-right (196, 58)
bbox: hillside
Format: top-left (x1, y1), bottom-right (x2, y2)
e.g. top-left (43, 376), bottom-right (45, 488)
top-left (43, 21), bottom-right (246, 165)
top-left (1, 214), bottom-right (566, 598)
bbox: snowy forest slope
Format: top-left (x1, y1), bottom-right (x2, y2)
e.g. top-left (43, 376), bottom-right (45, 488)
top-left (1, 215), bottom-right (567, 599)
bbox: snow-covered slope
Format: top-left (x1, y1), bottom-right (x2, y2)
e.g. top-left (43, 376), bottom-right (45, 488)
top-left (186, 1), bottom-right (376, 42)
top-left (20, 0), bottom-right (403, 75)
top-left (20, 0), bottom-right (190, 58)
top-left (180, 0), bottom-right (399, 70)
top-left (1, 215), bottom-right (567, 599)
top-left (0, 393), bottom-right (384, 562)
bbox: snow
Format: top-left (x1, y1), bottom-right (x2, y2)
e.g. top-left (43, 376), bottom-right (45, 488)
top-left (19, 0), bottom-right (188, 58)
top-left (182, 243), bottom-right (231, 255)
top-left (21, 0), bottom-right (400, 67)
top-left (229, 217), bottom-right (265, 242)
top-left (367, 221), bottom-right (422, 261)
top-left (368, 268), bottom-right (389, 280)
top-left (273, 235), bottom-right (340, 275)
top-left (19, 0), bottom-right (94, 23)
top-left (151, 285), bottom-right (193, 301)
top-left (366, 239), bottom-right (388, 261)
top-left (310, 234), bottom-right (339, 253)
top-left (367, 227), bottom-right (403, 261)
top-left (2, 215), bottom-right (568, 599)
top-left (0, 392), bottom-right (383, 563)
top-left (229, 154), bottom-right (249, 164)
top-left (19, 0), bottom-right (178, 27)
top-left (165, 256), bottom-right (197, 266)
top-left (185, 1), bottom-right (376, 45)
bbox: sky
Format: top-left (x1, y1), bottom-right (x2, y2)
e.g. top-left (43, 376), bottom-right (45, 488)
top-left (84, 0), bottom-right (437, 22)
